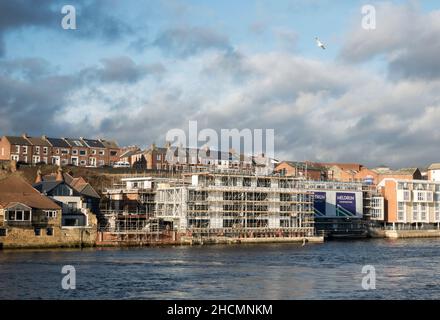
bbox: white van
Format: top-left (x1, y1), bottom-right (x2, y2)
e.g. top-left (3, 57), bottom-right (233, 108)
top-left (113, 161), bottom-right (131, 168)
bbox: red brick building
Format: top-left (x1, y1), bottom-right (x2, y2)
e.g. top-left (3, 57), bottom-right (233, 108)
top-left (274, 161), bottom-right (326, 180)
top-left (0, 134), bottom-right (121, 167)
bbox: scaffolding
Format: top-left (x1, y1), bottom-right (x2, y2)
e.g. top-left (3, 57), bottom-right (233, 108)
top-left (155, 172), bottom-right (316, 241)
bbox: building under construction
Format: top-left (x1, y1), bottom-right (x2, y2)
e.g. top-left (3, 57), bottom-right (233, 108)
top-left (98, 176), bottom-right (178, 245)
top-left (155, 171), bottom-right (321, 244)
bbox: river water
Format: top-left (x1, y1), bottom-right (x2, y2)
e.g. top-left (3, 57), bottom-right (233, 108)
top-left (1, 238), bottom-right (440, 299)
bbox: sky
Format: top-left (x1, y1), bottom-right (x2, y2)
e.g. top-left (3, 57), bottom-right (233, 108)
top-left (1, 0), bottom-right (440, 168)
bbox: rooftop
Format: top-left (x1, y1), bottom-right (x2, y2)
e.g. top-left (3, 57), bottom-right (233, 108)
top-left (0, 175), bottom-right (60, 210)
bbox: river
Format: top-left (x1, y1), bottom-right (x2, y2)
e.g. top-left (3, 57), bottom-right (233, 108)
top-left (1, 238), bottom-right (440, 299)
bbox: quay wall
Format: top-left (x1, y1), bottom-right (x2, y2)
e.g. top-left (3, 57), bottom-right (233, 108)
top-left (368, 227), bottom-right (440, 239)
top-left (0, 212), bottom-right (97, 249)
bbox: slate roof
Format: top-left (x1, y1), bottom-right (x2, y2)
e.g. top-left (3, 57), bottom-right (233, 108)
top-left (45, 137), bottom-right (70, 148)
top-left (81, 138), bottom-right (105, 148)
top-left (33, 180), bottom-right (65, 194)
top-left (64, 138), bottom-right (87, 147)
top-left (4, 136), bottom-right (32, 146)
top-left (24, 136), bottom-right (51, 147)
top-left (99, 139), bottom-right (119, 149)
top-left (36, 172), bottom-right (100, 199)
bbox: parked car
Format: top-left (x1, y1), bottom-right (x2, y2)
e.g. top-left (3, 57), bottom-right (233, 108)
top-left (113, 161), bottom-right (131, 168)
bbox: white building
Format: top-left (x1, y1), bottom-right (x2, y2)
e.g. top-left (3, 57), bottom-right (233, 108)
top-left (428, 163), bottom-right (440, 182)
top-left (155, 172), bottom-right (316, 238)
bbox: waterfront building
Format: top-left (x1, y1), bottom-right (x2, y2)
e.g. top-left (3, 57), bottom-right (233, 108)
top-left (378, 178), bottom-right (440, 228)
top-left (33, 168), bottom-right (100, 227)
top-left (0, 175), bottom-right (97, 248)
top-left (155, 171), bottom-right (317, 242)
top-left (305, 180), bottom-right (372, 237)
top-left (427, 163), bottom-right (440, 182)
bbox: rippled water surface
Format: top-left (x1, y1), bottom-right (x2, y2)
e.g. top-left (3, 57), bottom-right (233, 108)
top-left (1, 239), bottom-right (440, 299)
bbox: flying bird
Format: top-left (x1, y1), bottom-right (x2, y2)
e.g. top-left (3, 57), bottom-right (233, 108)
top-left (315, 37), bottom-right (326, 50)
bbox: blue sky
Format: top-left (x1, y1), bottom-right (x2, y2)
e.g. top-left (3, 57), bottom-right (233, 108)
top-left (1, 0), bottom-right (440, 167)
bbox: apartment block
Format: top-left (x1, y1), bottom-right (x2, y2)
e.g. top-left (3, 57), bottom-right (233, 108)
top-left (378, 178), bottom-right (440, 227)
top-left (155, 172), bottom-right (316, 239)
top-left (428, 163), bottom-right (440, 182)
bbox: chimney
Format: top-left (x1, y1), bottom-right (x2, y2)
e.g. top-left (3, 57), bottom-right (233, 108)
top-left (56, 166), bottom-right (64, 182)
top-left (35, 169), bottom-right (42, 184)
top-left (22, 133), bottom-right (28, 139)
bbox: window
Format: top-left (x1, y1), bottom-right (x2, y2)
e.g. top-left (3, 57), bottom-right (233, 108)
top-left (72, 149), bottom-right (78, 155)
top-left (34, 228), bottom-right (41, 236)
top-left (99, 150), bottom-right (105, 155)
top-left (403, 191), bottom-right (410, 201)
top-left (420, 203), bottom-right (427, 221)
top-left (413, 206), bottom-right (418, 221)
top-left (417, 192), bottom-right (424, 201)
top-left (46, 228), bottom-right (54, 236)
top-left (110, 151), bottom-right (117, 156)
top-left (61, 149), bottom-right (69, 155)
top-left (92, 149), bottom-right (97, 155)
top-left (33, 156), bottom-right (40, 164)
top-left (43, 147), bottom-right (48, 155)
top-left (8, 211), bottom-right (15, 221)
top-left (46, 210), bottom-right (57, 218)
top-left (14, 145), bottom-right (20, 153)
top-left (157, 154), bottom-right (161, 161)
top-left (243, 178), bottom-right (251, 187)
top-left (11, 155), bottom-right (19, 161)
top-left (98, 160), bottom-right (105, 166)
top-left (0, 228), bottom-right (6, 236)
top-left (79, 150), bottom-right (86, 156)
top-left (436, 203), bottom-right (440, 221)
top-left (397, 202), bottom-right (405, 221)
top-left (56, 148), bottom-right (60, 154)
top-left (35, 146), bottom-right (40, 154)
top-left (80, 160), bottom-right (87, 165)
top-left (7, 210), bottom-right (31, 221)
top-left (22, 146), bottom-right (28, 154)
top-left (61, 159), bottom-right (68, 165)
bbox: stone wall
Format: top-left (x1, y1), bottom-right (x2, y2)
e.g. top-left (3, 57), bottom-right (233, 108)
top-left (0, 209), bottom-right (98, 249)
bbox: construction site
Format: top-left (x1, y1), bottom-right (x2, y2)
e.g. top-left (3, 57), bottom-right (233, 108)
top-left (98, 169), bottom-right (324, 245)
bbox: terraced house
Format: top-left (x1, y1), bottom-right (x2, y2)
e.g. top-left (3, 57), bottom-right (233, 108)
top-left (0, 134), bottom-right (121, 167)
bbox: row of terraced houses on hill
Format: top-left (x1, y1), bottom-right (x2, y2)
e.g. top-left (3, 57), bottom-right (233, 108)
top-left (0, 134), bottom-right (120, 167)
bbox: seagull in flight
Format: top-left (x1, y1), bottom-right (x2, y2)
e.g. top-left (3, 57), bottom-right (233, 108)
top-left (315, 37), bottom-right (326, 50)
